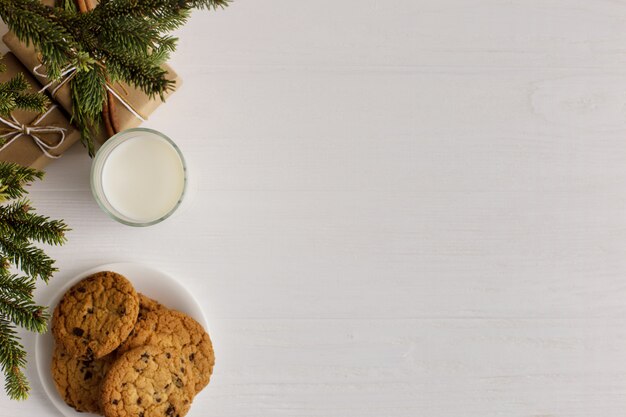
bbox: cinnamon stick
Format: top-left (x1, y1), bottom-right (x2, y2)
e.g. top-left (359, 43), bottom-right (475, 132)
top-left (75, 0), bottom-right (88, 13)
top-left (108, 90), bottom-right (120, 133)
top-left (101, 95), bottom-right (115, 138)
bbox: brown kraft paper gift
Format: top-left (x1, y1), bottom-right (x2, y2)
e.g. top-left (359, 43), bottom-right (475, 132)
top-left (3, 31), bottom-right (182, 145)
top-left (0, 53), bottom-right (81, 169)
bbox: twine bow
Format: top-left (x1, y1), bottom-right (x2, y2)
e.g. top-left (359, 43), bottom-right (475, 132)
top-left (33, 64), bottom-right (147, 122)
top-left (0, 105), bottom-right (67, 159)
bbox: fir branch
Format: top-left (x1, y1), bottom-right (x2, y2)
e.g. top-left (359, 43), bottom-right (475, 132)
top-left (93, 1), bottom-right (191, 32)
top-left (0, 199), bottom-right (30, 221)
top-left (189, 0), bottom-right (231, 10)
top-left (0, 163), bottom-right (67, 400)
top-left (0, 163), bottom-right (43, 201)
top-left (0, 293), bottom-right (47, 334)
top-left (0, 92), bottom-right (16, 116)
top-left (0, 73), bottom-right (49, 116)
top-left (0, 272), bottom-right (36, 300)
top-left (14, 216), bottom-right (68, 247)
top-left (70, 65), bottom-right (107, 155)
top-left (59, 0), bottom-right (78, 13)
top-left (0, 200), bottom-right (69, 246)
top-left (13, 93), bottom-right (48, 115)
top-left (0, 73), bottom-right (28, 94)
top-left (0, 316), bottom-right (28, 400)
top-left (0, 0), bottom-right (77, 80)
top-left (104, 51), bottom-right (173, 98)
top-left (0, 237), bottom-right (57, 283)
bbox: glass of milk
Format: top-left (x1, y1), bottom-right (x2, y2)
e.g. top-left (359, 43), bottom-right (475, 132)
top-left (91, 128), bottom-right (187, 226)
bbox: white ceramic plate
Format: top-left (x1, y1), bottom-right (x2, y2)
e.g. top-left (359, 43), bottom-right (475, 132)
top-left (36, 262), bottom-right (208, 417)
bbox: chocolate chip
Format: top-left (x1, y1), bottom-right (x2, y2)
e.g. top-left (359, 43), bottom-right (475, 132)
top-left (189, 353), bottom-right (195, 362)
top-left (156, 397), bottom-right (161, 403)
top-left (166, 405), bottom-right (176, 416)
top-left (165, 352), bottom-right (171, 359)
top-left (77, 287), bottom-right (86, 293)
top-left (137, 398), bottom-right (142, 405)
top-left (141, 352), bottom-right (150, 362)
top-left (112, 399), bottom-right (118, 405)
top-left (174, 377), bottom-right (183, 388)
top-left (84, 371), bottom-right (93, 380)
top-left (139, 413), bottom-right (144, 417)
top-left (72, 327), bottom-right (84, 337)
top-left (180, 367), bottom-right (185, 374)
top-left (117, 306), bottom-right (126, 316)
top-left (87, 308), bottom-right (94, 314)
top-left (164, 384), bottom-right (170, 390)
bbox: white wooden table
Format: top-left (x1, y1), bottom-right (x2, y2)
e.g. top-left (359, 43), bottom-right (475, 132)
top-left (2, 1), bottom-right (626, 415)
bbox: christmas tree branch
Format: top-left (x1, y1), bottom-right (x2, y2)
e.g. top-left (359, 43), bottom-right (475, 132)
top-left (0, 73), bottom-right (48, 116)
top-left (0, 71), bottom-right (68, 402)
top-left (70, 64), bottom-right (107, 155)
top-left (0, 200), bottom-right (69, 246)
top-left (0, 316), bottom-right (28, 400)
top-left (0, 272), bottom-right (36, 300)
top-left (0, 292), bottom-right (47, 334)
top-left (0, 163), bottom-right (43, 201)
top-left (0, 237), bottom-right (57, 283)
top-left (0, 0), bottom-right (77, 80)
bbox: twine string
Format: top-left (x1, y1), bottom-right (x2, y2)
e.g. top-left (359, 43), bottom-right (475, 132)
top-left (0, 105), bottom-right (67, 159)
top-left (33, 64), bottom-right (147, 122)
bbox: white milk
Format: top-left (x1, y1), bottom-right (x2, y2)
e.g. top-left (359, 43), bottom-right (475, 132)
top-left (101, 135), bottom-right (185, 223)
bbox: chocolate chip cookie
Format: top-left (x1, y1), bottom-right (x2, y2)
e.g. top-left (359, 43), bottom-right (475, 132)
top-left (52, 271), bottom-right (139, 359)
top-left (138, 293), bottom-right (164, 321)
top-left (101, 346), bottom-right (195, 417)
top-left (51, 344), bottom-right (115, 413)
top-left (117, 309), bottom-right (214, 393)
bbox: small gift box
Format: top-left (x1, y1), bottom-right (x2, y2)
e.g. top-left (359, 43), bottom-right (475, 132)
top-left (3, 31), bottom-right (182, 146)
top-left (0, 53), bottom-right (81, 169)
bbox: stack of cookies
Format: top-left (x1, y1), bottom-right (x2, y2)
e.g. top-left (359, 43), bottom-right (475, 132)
top-left (50, 271), bottom-right (214, 417)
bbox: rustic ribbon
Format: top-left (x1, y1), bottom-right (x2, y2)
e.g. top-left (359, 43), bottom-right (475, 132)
top-left (0, 105), bottom-right (67, 159)
top-left (33, 64), bottom-right (147, 122)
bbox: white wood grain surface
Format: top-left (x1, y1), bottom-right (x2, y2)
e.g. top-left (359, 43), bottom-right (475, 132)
top-left (2, 1), bottom-right (626, 416)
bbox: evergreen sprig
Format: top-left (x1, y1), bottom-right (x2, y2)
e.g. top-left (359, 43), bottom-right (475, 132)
top-left (0, 162), bottom-right (68, 401)
top-left (0, 58), bottom-right (68, 401)
top-left (0, 72), bottom-right (48, 117)
top-left (0, 164), bottom-right (43, 201)
top-left (0, 0), bottom-right (230, 155)
top-left (0, 315), bottom-right (29, 400)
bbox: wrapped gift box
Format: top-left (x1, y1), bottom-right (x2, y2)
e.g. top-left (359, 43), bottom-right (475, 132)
top-left (3, 30), bottom-right (181, 147)
top-left (0, 53), bottom-right (81, 169)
